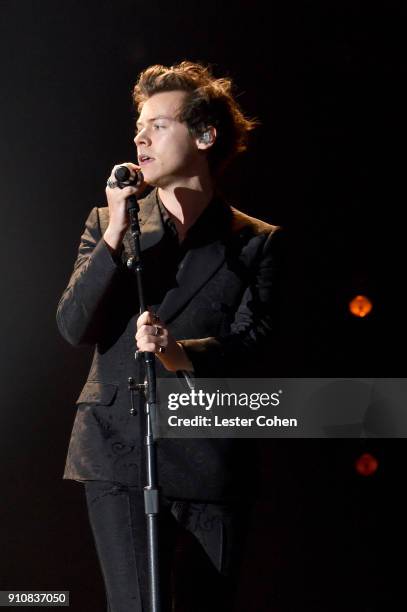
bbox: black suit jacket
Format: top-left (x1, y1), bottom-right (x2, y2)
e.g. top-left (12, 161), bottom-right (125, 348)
top-left (57, 188), bottom-right (279, 502)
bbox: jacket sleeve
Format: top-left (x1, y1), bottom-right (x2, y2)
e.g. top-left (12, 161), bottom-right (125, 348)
top-left (178, 229), bottom-right (283, 377)
top-left (56, 207), bottom-right (121, 346)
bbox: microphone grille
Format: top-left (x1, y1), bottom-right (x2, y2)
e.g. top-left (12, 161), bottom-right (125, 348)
top-left (115, 165), bottom-right (131, 182)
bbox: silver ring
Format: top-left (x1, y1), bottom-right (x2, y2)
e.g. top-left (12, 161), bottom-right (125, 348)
top-left (107, 178), bottom-right (118, 189)
top-left (158, 346), bottom-right (166, 354)
top-left (153, 325), bottom-right (162, 337)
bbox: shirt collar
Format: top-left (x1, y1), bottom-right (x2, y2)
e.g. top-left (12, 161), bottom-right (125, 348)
top-left (155, 189), bottom-right (230, 247)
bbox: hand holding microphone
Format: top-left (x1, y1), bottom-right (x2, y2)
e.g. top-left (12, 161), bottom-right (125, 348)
top-left (104, 162), bottom-right (146, 252)
top-left (108, 163), bottom-right (145, 190)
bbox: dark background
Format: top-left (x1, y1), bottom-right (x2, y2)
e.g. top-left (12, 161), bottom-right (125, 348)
top-left (0, 1), bottom-right (405, 610)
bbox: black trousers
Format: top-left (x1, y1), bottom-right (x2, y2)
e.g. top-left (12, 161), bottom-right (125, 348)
top-left (84, 481), bottom-right (245, 612)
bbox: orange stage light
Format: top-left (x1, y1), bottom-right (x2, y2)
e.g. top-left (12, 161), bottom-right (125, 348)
top-left (349, 294), bottom-right (373, 318)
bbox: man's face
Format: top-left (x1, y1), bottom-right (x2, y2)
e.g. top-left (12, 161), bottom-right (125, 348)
top-left (134, 90), bottom-right (200, 187)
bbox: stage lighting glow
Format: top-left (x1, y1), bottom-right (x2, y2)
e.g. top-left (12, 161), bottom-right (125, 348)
top-left (349, 295), bottom-right (373, 318)
top-left (355, 452), bottom-right (378, 476)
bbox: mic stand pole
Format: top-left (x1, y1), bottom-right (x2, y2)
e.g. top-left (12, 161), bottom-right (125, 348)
top-left (125, 190), bottom-right (161, 612)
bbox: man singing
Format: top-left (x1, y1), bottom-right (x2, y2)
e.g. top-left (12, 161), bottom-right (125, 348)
top-left (57, 61), bottom-right (280, 611)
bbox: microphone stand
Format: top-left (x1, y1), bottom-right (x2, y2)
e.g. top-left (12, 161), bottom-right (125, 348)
top-left (116, 168), bottom-right (161, 612)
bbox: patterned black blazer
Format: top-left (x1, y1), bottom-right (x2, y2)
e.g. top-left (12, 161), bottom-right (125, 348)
top-left (57, 188), bottom-right (280, 502)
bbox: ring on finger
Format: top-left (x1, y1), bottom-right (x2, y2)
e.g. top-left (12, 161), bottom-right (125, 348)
top-left (153, 325), bottom-right (162, 337)
top-left (157, 346), bottom-right (166, 354)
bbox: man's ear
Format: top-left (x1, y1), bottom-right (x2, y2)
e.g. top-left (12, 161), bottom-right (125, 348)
top-left (196, 126), bottom-right (217, 150)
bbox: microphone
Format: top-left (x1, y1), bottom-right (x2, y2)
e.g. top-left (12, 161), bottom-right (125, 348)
top-left (113, 165), bottom-right (144, 213)
top-left (114, 165), bottom-right (144, 188)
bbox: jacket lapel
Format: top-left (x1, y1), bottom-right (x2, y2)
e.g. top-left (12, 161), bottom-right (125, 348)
top-left (157, 239), bottom-right (226, 323)
top-left (122, 189), bottom-right (165, 257)
top-left (121, 188), bottom-right (230, 323)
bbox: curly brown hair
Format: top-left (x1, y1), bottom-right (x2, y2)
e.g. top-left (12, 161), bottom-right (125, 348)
top-left (133, 61), bottom-right (258, 175)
